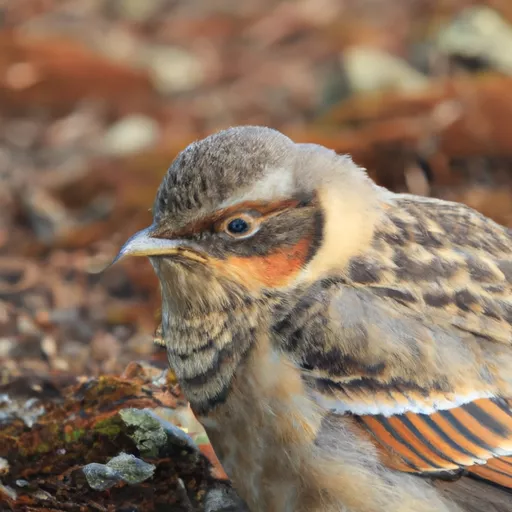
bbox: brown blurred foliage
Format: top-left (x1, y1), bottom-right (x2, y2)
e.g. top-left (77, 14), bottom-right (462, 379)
top-left (1, 0), bottom-right (512, 509)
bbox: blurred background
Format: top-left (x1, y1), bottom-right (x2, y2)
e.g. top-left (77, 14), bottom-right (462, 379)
top-left (1, 0), bottom-right (512, 508)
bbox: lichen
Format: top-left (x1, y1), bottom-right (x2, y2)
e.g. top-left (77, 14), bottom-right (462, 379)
top-left (119, 408), bottom-right (167, 457)
top-left (93, 416), bottom-right (123, 438)
top-left (82, 462), bottom-right (122, 491)
top-left (106, 452), bottom-right (155, 485)
top-left (119, 408), bottom-right (197, 457)
top-left (83, 452), bottom-right (156, 491)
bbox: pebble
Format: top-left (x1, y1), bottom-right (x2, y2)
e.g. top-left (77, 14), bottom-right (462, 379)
top-left (120, 408), bottom-right (197, 457)
top-left (0, 338), bottom-right (13, 358)
top-left (101, 115), bottom-right (159, 157)
top-left (82, 462), bottom-right (122, 491)
top-left (437, 6), bottom-right (512, 74)
top-left (0, 457), bottom-right (9, 475)
top-left (342, 46), bottom-right (429, 94)
top-left (106, 452), bottom-right (156, 485)
top-left (144, 45), bottom-right (204, 94)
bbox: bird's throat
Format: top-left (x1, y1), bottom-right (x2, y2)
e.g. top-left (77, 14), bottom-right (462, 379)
top-left (161, 290), bottom-right (272, 415)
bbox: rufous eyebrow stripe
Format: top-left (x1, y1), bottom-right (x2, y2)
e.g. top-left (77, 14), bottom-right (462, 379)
top-left (155, 198), bottom-right (305, 239)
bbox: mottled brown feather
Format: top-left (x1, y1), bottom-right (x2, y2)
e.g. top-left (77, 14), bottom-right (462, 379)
top-left (290, 196), bottom-right (512, 410)
top-left (285, 194), bottom-right (512, 494)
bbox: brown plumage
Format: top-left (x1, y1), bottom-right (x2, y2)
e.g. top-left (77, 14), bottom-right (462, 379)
top-left (112, 126), bottom-right (512, 512)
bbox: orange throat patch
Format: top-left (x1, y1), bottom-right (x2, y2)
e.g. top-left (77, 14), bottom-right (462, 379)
top-left (212, 236), bottom-right (312, 290)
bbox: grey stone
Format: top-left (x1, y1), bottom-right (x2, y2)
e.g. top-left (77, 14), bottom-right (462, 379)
top-left (101, 115), bottom-right (159, 156)
top-left (106, 452), bottom-right (155, 485)
top-left (437, 6), bottom-right (512, 74)
top-left (82, 462), bottom-right (122, 491)
top-left (204, 486), bottom-right (250, 512)
top-left (144, 46), bottom-right (204, 94)
top-left (120, 407), bottom-right (198, 456)
top-left (342, 46), bottom-right (429, 94)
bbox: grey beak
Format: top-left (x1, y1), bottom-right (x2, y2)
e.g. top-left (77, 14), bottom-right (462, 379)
top-left (90, 224), bottom-right (202, 274)
top-left (111, 225), bottom-right (186, 263)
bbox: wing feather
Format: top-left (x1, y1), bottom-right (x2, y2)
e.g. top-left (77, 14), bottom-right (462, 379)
top-left (352, 398), bottom-right (512, 489)
top-left (275, 195), bottom-right (512, 489)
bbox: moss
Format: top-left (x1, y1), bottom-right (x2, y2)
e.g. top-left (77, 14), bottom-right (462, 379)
top-left (64, 428), bottom-right (86, 443)
top-left (94, 416), bottom-right (124, 439)
top-left (84, 377), bottom-right (139, 404)
top-left (34, 442), bottom-right (51, 454)
top-left (93, 376), bottom-right (117, 394)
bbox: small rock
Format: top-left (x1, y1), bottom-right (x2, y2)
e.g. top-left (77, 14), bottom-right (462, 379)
top-left (21, 188), bottom-right (71, 245)
top-left (0, 395), bottom-right (45, 428)
top-left (119, 408), bottom-right (168, 457)
top-left (0, 338), bottom-right (13, 358)
top-left (144, 46), bottom-right (204, 94)
top-left (120, 408), bottom-right (197, 457)
top-left (16, 314), bottom-right (39, 336)
top-left (106, 453), bottom-right (155, 485)
top-left (83, 462), bottom-right (122, 491)
top-left (342, 46), bottom-right (429, 94)
top-left (0, 457), bottom-right (9, 475)
top-left (32, 488), bottom-right (52, 500)
top-left (405, 165), bottom-right (431, 197)
top-left (204, 486), bottom-right (250, 512)
top-left (101, 115), bottom-right (159, 157)
top-left (437, 7), bottom-right (512, 74)
top-left (41, 336), bottom-right (57, 359)
top-left (0, 482), bottom-right (17, 501)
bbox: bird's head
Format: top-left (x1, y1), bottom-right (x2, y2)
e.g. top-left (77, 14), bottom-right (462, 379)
top-left (114, 126), bottom-right (380, 305)
top-left (111, 127), bottom-right (382, 410)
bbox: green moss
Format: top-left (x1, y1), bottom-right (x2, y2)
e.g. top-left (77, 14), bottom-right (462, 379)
top-left (86, 377), bottom-right (138, 402)
top-left (94, 416), bottom-right (124, 438)
top-left (93, 376), bottom-right (116, 394)
top-left (64, 428), bottom-right (86, 443)
top-left (34, 442), bottom-right (51, 454)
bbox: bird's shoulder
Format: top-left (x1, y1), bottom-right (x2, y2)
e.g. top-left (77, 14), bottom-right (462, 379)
top-left (272, 194), bottom-right (512, 490)
top-left (345, 193), bottom-right (511, 345)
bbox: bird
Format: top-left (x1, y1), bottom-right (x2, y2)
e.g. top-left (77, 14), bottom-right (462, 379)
top-left (111, 126), bottom-right (512, 512)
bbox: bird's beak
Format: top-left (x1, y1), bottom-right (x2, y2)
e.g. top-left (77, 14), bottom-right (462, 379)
top-left (91, 224), bottom-right (205, 274)
top-left (112, 225), bottom-right (183, 263)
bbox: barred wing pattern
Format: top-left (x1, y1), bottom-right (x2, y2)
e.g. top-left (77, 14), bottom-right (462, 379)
top-left (358, 398), bottom-right (512, 488)
top-left (276, 195), bottom-right (512, 489)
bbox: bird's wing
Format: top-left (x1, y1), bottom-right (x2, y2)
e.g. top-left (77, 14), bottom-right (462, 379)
top-left (275, 195), bottom-right (512, 487)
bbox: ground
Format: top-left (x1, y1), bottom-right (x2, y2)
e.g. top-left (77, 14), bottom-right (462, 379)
top-left (1, 0), bottom-right (512, 510)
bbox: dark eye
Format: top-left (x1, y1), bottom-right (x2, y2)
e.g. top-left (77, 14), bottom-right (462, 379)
top-left (227, 218), bottom-right (249, 234)
top-left (219, 213), bottom-right (260, 239)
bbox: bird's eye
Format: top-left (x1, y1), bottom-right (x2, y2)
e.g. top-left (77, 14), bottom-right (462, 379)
top-left (227, 218), bottom-right (249, 234)
top-left (219, 213), bottom-right (259, 239)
